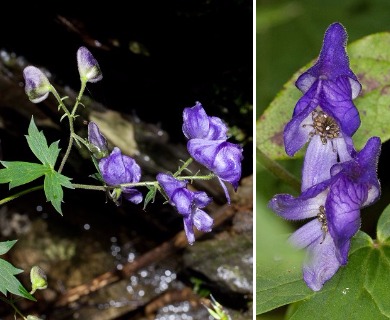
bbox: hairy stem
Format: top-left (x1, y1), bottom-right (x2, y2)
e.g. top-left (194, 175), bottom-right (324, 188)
top-left (174, 158), bottom-right (193, 177)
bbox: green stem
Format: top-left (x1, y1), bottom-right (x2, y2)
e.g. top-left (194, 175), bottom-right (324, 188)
top-left (0, 186), bottom-right (44, 206)
top-left (51, 89), bottom-right (75, 174)
top-left (71, 81), bottom-right (87, 117)
top-left (256, 147), bottom-right (301, 192)
top-left (174, 158), bottom-right (193, 177)
top-left (57, 81), bottom-right (87, 173)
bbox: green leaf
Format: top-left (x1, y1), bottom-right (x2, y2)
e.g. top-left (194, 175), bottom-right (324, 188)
top-left (143, 185), bottom-right (157, 210)
top-left (286, 231), bottom-right (390, 320)
top-left (0, 240), bottom-right (18, 255)
top-left (44, 171), bottom-right (73, 215)
top-left (25, 117), bottom-right (60, 167)
top-left (0, 161), bottom-right (48, 188)
top-left (256, 238), bottom-right (312, 315)
top-left (0, 241), bottom-right (35, 301)
top-left (257, 32), bottom-right (390, 160)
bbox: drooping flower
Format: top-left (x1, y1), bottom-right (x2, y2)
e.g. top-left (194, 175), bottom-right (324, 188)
top-left (88, 121), bottom-right (109, 159)
top-left (99, 147), bottom-right (142, 204)
top-left (156, 173), bottom-right (213, 245)
top-left (187, 139), bottom-right (243, 201)
top-left (182, 101), bottom-right (228, 140)
top-left (268, 137), bottom-right (381, 291)
top-left (284, 22), bottom-right (361, 159)
top-left (182, 102), bottom-right (243, 203)
top-left (77, 46), bottom-right (103, 83)
top-left (23, 66), bottom-right (53, 103)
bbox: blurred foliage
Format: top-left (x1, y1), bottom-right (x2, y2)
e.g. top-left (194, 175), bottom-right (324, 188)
top-left (256, 0), bottom-right (390, 118)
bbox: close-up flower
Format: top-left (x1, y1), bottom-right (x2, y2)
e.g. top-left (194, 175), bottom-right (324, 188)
top-left (99, 147), bottom-right (142, 204)
top-left (268, 136), bottom-right (381, 291)
top-left (156, 173), bottom-right (214, 245)
top-left (284, 22), bottom-right (361, 158)
top-left (23, 66), bottom-right (53, 103)
top-left (77, 46), bottom-right (103, 83)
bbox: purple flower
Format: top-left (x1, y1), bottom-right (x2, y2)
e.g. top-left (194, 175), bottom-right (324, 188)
top-left (88, 121), bottom-right (109, 159)
top-left (23, 66), bottom-right (53, 103)
top-left (284, 23), bottom-right (361, 158)
top-left (77, 46), bottom-right (103, 83)
top-left (99, 147), bottom-right (142, 204)
top-left (269, 137), bottom-right (381, 291)
top-left (182, 102), bottom-right (243, 203)
top-left (182, 102), bottom-right (228, 140)
top-left (157, 173), bottom-right (213, 245)
top-left (187, 139), bottom-right (243, 201)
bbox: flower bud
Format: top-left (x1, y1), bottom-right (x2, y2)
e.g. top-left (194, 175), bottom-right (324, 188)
top-left (88, 121), bottom-right (109, 159)
top-left (30, 266), bottom-right (47, 294)
top-left (77, 46), bottom-right (103, 83)
top-left (23, 66), bottom-right (52, 103)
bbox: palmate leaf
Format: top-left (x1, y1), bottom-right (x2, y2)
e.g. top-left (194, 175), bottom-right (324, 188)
top-left (257, 204), bottom-right (390, 319)
top-left (44, 171), bottom-right (74, 215)
top-left (25, 116), bottom-right (60, 167)
top-left (0, 117), bottom-right (74, 214)
top-left (257, 32), bottom-right (390, 160)
top-left (0, 241), bottom-right (35, 301)
top-left (0, 161), bottom-right (48, 189)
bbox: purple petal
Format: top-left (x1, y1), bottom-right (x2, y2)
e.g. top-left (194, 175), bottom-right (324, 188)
top-left (99, 147), bottom-right (141, 186)
top-left (284, 98), bottom-right (318, 156)
top-left (156, 173), bottom-right (187, 199)
top-left (301, 135), bottom-right (337, 192)
top-left (268, 189), bottom-right (328, 220)
top-left (183, 216), bottom-right (195, 245)
top-left (171, 188), bottom-right (193, 216)
top-left (182, 102), bottom-right (210, 139)
top-left (320, 77), bottom-right (360, 136)
top-left (326, 176), bottom-right (366, 264)
top-left (354, 136), bottom-right (381, 206)
top-left (193, 209), bottom-right (213, 232)
top-left (182, 102), bottom-right (228, 140)
top-left (193, 191), bottom-right (213, 208)
top-left (296, 22), bottom-right (360, 93)
top-left (123, 189), bottom-right (143, 204)
top-left (302, 235), bottom-right (341, 291)
top-left (289, 219), bottom-right (323, 249)
top-left (187, 139), bottom-right (243, 189)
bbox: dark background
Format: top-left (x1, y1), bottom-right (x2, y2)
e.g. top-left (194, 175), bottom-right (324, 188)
top-left (1, 2), bottom-right (252, 149)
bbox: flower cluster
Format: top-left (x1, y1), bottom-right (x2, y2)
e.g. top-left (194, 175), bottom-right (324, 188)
top-left (23, 47), bottom-right (244, 245)
top-left (183, 102), bottom-right (244, 203)
top-left (268, 22), bottom-right (381, 291)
